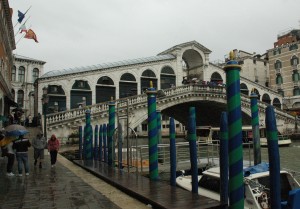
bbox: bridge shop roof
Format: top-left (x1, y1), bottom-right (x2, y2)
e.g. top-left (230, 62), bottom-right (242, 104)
top-left (40, 54), bottom-right (176, 79)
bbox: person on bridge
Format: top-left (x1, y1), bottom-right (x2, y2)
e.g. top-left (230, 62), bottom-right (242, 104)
top-left (32, 133), bottom-right (46, 168)
top-left (13, 135), bottom-right (31, 176)
top-left (47, 134), bottom-right (60, 168)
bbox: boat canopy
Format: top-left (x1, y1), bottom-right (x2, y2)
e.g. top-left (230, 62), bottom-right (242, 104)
top-left (243, 162), bottom-right (269, 177)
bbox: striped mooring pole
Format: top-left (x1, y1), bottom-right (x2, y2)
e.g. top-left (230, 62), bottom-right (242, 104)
top-left (266, 106), bottom-right (281, 208)
top-left (188, 107), bottom-right (198, 194)
top-left (157, 110), bottom-right (162, 145)
top-left (146, 81), bottom-right (159, 180)
top-left (223, 51), bottom-right (244, 209)
top-left (220, 112), bottom-right (229, 208)
top-left (250, 92), bottom-right (261, 165)
top-left (103, 124), bottom-right (107, 163)
top-left (94, 125), bottom-right (99, 161)
top-left (84, 109), bottom-right (93, 160)
top-left (108, 100), bottom-right (116, 166)
top-left (169, 117), bottom-right (176, 186)
top-left (99, 124), bottom-right (103, 162)
top-left (79, 126), bottom-right (83, 160)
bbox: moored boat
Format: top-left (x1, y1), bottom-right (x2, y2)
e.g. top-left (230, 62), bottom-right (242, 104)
top-left (176, 163), bottom-right (300, 209)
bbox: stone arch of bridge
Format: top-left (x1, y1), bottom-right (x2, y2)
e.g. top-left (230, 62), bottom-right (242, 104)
top-left (182, 49), bottom-right (204, 80)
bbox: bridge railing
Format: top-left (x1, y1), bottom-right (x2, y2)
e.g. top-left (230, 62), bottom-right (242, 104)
top-left (45, 84), bottom-right (294, 128)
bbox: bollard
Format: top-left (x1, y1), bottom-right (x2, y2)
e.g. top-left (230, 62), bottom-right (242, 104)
top-left (146, 81), bottom-right (159, 180)
top-left (223, 51), bottom-right (244, 209)
top-left (99, 124), bottom-right (103, 162)
top-left (108, 100), bottom-right (116, 166)
top-left (250, 92), bottom-right (261, 165)
top-left (79, 126), bottom-right (83, 160)
top-left (220, 112), bottom-right (228, 208)
top-left (188, 107), bottom-right (198, 194)
top-left (94, 125), bottom-right (98, 161)
top-left (84, 109), bottom-right (93, 160)
top-left (266, 105), bottom-right (281, 208)
top-left (169, 117), bottom-right (176, 186)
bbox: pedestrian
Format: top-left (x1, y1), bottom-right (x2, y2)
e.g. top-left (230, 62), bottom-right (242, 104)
top-left (32, 133), bottom-right (46, 168)
top-left (4, 141), bottom-right (15, 176)
top-left (47, 134), bottom-right (60, 167)
top-left (28, 115), bottom-right (32, 127)
top-left (13, 135), bottom-right (31, 176)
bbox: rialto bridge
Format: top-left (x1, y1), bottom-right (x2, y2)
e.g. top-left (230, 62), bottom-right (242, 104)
top-left (37, 41), bottom-right (294, 139)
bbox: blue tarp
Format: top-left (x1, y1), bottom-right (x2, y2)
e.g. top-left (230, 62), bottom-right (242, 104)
top-left (243, 162), bottom-right (269, 177)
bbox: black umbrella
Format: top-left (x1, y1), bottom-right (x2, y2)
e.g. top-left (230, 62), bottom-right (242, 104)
top-left (12, 108), bottom-right (24, 113)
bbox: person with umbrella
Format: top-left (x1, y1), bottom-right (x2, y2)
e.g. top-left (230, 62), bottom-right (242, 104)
top-left (13, 135), bottom-right (31, 176)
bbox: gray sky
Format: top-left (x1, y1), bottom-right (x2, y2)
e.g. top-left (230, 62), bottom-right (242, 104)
top-left (10, 0), bottom-right (300, 74)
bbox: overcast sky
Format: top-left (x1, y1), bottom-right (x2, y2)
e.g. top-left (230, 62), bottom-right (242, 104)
top-left (9, 0), bottom-right (300, 74)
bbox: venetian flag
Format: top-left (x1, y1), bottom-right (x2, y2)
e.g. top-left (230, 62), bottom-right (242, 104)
top-left (24, 29), bottom-right (38, 43)
top-left (19, 24), bottom-right (27, 33)
top-left (17, 10), bottom-right (25, 23)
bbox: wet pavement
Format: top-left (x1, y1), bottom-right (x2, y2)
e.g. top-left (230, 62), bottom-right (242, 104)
top-left (0, 147), bottom-right (149, 209)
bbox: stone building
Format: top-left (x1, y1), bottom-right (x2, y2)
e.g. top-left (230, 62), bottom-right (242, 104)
top-left (11, 54), bottom-right (46, 117)
top-left (0, 0), bottom-right (16, 128)
top-left (268, 29), bottom-right (300, 111)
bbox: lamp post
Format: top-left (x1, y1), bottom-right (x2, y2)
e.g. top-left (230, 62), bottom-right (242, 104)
top-left (42, 86), bottom-right (49, 140)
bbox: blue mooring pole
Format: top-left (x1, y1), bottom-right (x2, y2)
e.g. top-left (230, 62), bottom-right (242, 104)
top-left (79, 126), bottom-right (83, 160)
top-left (188, 107), bottom-right (198, 194)
top-left (250, 93), bottom-right (261, 165)
top-left (94, 125), bottom-right (99, 161)
top-left (84, 109), bottom-right (93, 160)
top-left (99, 124), bottom-right (103, 161)
top-left (169, 117), bottom-right (176, 186)
top-left (266, 106), bottom-right (281, 208)
top-left (103, 124), bottom-right (107, 163)
top-left (220, 112), bottom-right (228, 209)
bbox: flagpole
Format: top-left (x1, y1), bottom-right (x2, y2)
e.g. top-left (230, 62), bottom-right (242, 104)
top-left (24, 6), bottom-right (32, 15)
top-left (14, 16), bottom-right (31, 36)
top-left (16, 34), bottom-right (25, 46)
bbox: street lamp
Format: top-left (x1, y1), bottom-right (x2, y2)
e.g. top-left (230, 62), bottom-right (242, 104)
top-left (42, 86), bottom-right (49, 140)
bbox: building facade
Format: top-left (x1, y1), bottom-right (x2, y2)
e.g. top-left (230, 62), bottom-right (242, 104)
top-left (268, 29), bottom-right (300, 110)
top-left (0, 0), bottom-right (16, 128)
top-left (11, 54), bottom-right (46, 117)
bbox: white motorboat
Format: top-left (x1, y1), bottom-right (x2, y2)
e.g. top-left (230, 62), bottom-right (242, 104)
top-left (260, 134), bottom-right (292, 147)
top-left (176, 163), bottom-right (300, 209)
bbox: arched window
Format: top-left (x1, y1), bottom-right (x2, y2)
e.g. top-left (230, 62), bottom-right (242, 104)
top-left (32, 68), bottom-right (39, 82)
top-left (274, 60), bottom-right (282, 69)
top-left (289, 44), bottom-right (298, 51)
top-left (262, 93), bottom-right (271, 104)
top-left (210, 72), bottom-right (223, 84)
top-left (18, 66), bottom-right (25, 82)
top-left (120, 73), bottom-right (136, 81)
top-left (160, 66), bottom-right (176, 89)
top-left (11, 66), bottom-right (16, 81)
top-left (273, 98), bottom-right (281, 109)
top-left (17, 90), bottom-right (24, 107)
top-left (141, 69), bottom-right (157, 93)
top-left (293, 87), bottom-right (300, 96)
top-left (292, 70), bottom-right (300, 82)
top-left (240, 83), bottom-right (249, 95)
top-left (290, 55), bottom-right (299, 66)
top-left (119, 73), bottom-right (137, 98)
top-left (276, 75), bottom-right (283, 84)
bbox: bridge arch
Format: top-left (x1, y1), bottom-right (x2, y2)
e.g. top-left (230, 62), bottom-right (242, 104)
top-left (262, 93), bottom-right (271, 104)
top-left (96, 76), bottom-right (116, 103)
top-left (70, 80), bottom-right (92, 109)
top-left (210, 72), bottom-right (223, 84)
top-left (160, 66), bottom-right (176, 89)
top-left (141, 69), bottom-right (157, 93)
top-left (47, 85), bottom-right (66, 112)
top-left (119, 72), bottom-right (137, 98)
top-left (273, 98), bottom-right (281, 109)
top-left (240, 83), bottom-right (249, 96)
top-left (182, 49), bottom-right (204, 80)
top-left (252, 88), bottom-right (261, 100)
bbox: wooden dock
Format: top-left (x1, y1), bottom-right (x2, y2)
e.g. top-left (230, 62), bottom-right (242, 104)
top-left (74, 160), bottom-right (221, 209)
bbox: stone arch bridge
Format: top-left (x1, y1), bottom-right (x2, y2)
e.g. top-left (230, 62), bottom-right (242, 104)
top-left (45, 85), bottom-right (295, 139)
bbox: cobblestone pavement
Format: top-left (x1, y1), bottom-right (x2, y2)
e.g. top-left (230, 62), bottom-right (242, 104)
top-left (0, 147), bottom-right (149, 209)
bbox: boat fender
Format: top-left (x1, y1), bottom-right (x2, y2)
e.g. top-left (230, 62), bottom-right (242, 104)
top-left (258, 192), bottom-right (269, 209)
